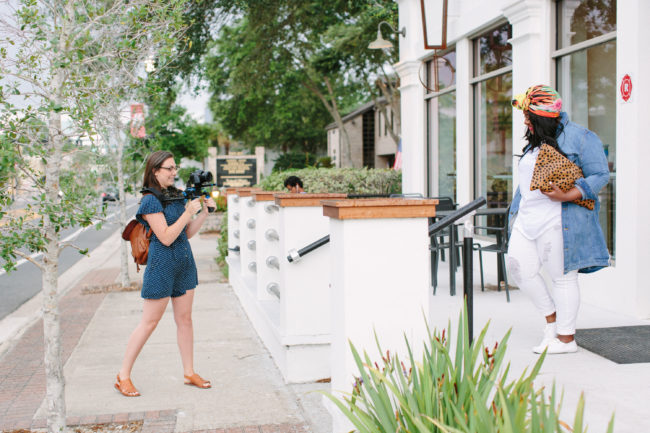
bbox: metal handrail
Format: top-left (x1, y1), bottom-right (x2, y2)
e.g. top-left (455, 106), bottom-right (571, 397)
top-left (287, 235), bottom-right (330, 263)
top-left (428, 197), bottom-right (486, 236)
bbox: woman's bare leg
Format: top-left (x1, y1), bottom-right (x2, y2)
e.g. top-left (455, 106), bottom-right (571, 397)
top-left (119, 297), bottom-right (170, 380)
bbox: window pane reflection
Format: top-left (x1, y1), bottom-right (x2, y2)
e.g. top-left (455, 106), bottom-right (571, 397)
top-left (557, 0), bottom-right (616, 49)
top-left (426, 50), bottom-right (456, 93)
top-left (557, 41), bottom-right (616, 257)
top-left (475, 24), bottom-right (512, 76)
top-left (437, 92), bottom-right (456, 200)
top-left (475, 74), bottom-right (513, 211)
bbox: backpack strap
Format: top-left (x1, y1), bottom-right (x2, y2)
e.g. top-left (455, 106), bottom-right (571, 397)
top-left (140, 187), bottom-right (167, 208)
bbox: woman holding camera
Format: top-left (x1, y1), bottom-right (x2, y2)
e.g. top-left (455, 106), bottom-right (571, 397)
top-left (115, 150), bottom-right (216, 397)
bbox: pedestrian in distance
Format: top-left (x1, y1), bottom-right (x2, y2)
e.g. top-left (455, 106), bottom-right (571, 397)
top-left (507, 85), bottom-right (610, 354)
top-left (115, 150), bottom-right (216, 397)
top-left (284, 175), bottom-right (304, 193)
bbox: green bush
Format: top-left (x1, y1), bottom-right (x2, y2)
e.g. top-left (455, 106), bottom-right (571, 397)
top-left (216, 212), bottom-right (228, 279)
top-left (325, 306), bottom-right (614, 433)
top-left (272, 151), bottom-right (318, 172)
top-left (257, 167), bottom-right (401, 195)
top-left (177, 166), bottom-right (196, 184)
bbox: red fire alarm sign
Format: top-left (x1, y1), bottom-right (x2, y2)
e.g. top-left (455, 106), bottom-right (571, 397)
top-left (620, 74), bottom-right (632, 102)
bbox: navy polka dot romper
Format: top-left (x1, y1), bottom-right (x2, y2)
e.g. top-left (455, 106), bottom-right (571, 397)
top-left (136, 195), bottom-right (198, 299)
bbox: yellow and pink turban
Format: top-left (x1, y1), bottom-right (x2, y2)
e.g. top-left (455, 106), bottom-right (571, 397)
top-left (511, 85), bottom-right (562, 118)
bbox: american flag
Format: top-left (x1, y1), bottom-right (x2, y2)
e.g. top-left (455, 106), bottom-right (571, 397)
top-left (393, 139), bottom-right (402, 170)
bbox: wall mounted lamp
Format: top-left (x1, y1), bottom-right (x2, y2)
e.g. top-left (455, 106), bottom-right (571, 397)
top-left (368, 21), bottom-right (406, 50)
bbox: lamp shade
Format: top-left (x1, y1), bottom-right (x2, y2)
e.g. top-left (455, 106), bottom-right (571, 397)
top-left (368, 28), bottom-right (393, 50)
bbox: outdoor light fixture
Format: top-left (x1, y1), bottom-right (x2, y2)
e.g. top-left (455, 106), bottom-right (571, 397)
top-left (420, 0), bottom-right (448, 50)
top-left (368, 21), bottom-right (406, 50)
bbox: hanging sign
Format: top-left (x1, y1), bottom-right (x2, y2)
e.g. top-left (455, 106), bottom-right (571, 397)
top-left (620, 74), bottom-right (632, 102)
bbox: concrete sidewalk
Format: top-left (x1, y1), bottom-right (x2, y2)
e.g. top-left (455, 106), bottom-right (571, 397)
top-left (1, 224), bottom-right (649, 432)
top-left (0, 229), bottom-right (330, 432)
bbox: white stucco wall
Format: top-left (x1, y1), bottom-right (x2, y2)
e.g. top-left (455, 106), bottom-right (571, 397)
top-left (397, 0), bottom-right (650, 318)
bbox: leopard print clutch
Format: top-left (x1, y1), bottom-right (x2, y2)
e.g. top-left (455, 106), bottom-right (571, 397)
top-left (530, 144), bottom-right (595, 210)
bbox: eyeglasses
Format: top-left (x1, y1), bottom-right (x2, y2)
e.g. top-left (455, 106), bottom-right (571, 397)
top-left (160, 165), bottom-right (178, 172)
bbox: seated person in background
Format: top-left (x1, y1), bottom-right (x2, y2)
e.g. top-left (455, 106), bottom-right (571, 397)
top-left (284, 176), bottom-right (304, 193)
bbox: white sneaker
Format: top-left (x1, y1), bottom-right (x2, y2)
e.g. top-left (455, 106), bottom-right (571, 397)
top-left (533, 337), bottom-right (578, 354)
top-left (532, 323), bottom-right (557, 353)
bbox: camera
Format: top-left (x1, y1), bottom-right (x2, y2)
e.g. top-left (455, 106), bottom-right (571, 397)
top-left (184, 170), bottom-right (216, 213)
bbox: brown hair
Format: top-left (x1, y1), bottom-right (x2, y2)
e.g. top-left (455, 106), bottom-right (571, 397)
top-left (143, 150), bottom-right (175, 190)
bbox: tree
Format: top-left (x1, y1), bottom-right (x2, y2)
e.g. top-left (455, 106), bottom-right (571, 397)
top-left (0, 1), bottom-right (188, 430)
top-left (206, 18), bottom-right (331, 154)
top-left (207, 1), bottom-right (399, 166)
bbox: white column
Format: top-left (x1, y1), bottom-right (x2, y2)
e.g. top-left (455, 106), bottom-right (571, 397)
top-left (395, 60), bottom-right (426, 195)
top-left (255, 146), bottom-right (265, 182)
top-left (613, 0), bottom-right (650, 317)
top-left (324, 199), bottom-right (436, 433)
top-left (395, 0), bottom-right (427, 195)
top-left (502, 0), bottom-right (553, 189)
top-left (455, 37), bottom-right (473, 205)
top-left (276, 193), bottom-right (347, 382)
top-left (206, 146), bottom-right (217, 179)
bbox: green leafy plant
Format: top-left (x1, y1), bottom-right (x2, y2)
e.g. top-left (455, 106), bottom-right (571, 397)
top-left (216, 212), bottom-right (228, 279)
top-left (257, 167), bottom-right (401, 196)
top-left (272, 151), bottom-right (319, 172)
top-left (325, 307), bottom-right (615, 433)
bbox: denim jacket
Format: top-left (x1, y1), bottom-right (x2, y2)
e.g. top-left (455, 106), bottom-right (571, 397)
top-left (508, 112), bottom-right (611, 273)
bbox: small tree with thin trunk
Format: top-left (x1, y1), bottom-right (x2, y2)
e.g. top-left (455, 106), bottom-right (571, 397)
top-left (0, 1), bottom-right (188, 431)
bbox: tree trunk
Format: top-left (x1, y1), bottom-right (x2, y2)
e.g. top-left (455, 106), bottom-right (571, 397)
top-left (114, 122), bottom-right (130, 287)
top-left (302, 77), bottom-right (354, 167)
top-left (44, 105), bottom-right (67, 433)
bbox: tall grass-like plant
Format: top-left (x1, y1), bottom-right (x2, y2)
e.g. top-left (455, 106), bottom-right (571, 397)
top-left (325, 307), bottom-right (615, 433)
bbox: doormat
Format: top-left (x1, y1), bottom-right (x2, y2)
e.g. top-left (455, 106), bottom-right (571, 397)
top-left (576, 325), bottom-right (650, 364)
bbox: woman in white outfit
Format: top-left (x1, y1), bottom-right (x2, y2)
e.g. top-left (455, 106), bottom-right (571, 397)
top-left (507, 85), bottom-right (610, 354)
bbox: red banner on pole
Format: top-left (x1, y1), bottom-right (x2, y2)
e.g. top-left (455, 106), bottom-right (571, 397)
top-left (130, 104), bottom-right (146, 138)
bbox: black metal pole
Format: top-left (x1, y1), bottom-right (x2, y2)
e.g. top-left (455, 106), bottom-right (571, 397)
top-left (463, 235), bottom-right (474, 344)
top-left (287, 235), bottom-right (330, 262)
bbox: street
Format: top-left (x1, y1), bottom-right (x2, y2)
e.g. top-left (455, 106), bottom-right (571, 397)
top-left (0, 199), bottom-right (139, 320)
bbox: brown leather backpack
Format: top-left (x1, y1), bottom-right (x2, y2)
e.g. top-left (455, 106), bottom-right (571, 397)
top-left (121, 190), bottom-right (163, 272)
top-left (121, 219), bottom-right (151, 272)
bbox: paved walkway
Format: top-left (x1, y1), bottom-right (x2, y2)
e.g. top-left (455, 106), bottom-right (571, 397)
top-left (2, 222), bottom-right (650, 433)
top-left (0, 229), bottom-right (326, 432)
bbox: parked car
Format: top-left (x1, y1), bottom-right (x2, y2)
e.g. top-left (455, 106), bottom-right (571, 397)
top-left (101, 191), bottom-right (117, 202)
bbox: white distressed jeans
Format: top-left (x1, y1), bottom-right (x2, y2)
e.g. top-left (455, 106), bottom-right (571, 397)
top-left (506, 225), bottom-right (580, 335)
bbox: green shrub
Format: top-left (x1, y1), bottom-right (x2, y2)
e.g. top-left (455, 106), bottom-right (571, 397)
top-left (177, 166), bottom-right (196, 184)
top-left (272, 151), bottom-right (318, 172)
top-left (216, 212), bottom-right (228, 279)
top-left (325, 306), bottom-right (614, 433)
top-left (316, 156), bottom-right (334, 168)
top-left (257, 167), bottom-right (401, 195)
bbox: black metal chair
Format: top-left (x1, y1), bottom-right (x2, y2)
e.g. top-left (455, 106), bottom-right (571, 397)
top-left (428, 197), bottom-right (461, 294)
top-left (472, 206), bottom-right (511, 302)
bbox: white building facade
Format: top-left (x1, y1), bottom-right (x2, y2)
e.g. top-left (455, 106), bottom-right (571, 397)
top-left (397, 0), bottom-right (649, 318)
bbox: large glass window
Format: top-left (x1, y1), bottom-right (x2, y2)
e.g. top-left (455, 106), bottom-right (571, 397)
top-left (555, 0), bottom-right (616, 258)
top-left (426, 50), bottom-right (457, 200)
top-left (473, 24), bottom-right (513, 218)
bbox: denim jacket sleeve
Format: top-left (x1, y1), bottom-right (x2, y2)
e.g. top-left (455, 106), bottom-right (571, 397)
top-left (574, 130), bottom-right (610, 200)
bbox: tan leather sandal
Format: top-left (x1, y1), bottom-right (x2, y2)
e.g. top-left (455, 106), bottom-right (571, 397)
top-left (183, 373), bottom-right (211, 389)
top-left (115, 373), bottom-right (140, 397)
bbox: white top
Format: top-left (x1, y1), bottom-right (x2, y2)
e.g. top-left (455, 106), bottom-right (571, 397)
top-left (513, 147), bottom-right (562, 240)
